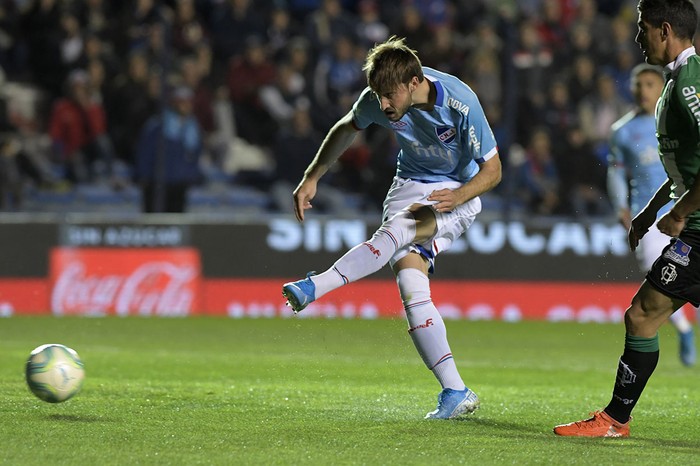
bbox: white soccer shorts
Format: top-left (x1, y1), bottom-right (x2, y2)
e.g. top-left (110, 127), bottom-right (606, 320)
top-left (383, 176), bottom-right (482, 271)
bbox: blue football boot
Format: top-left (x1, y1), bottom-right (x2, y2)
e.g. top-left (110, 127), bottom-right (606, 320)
top-left (425, 387), bottom-right (480, 419)
top-left (282, 272), bottom-right (317, 314)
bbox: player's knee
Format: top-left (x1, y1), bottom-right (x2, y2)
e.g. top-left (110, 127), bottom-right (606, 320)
top-left (380, 210), bottom-right (417, 246)
top-left (396, 268), bottom-right (430, 306)
top-left (625, 294), bottom-right (671, 333)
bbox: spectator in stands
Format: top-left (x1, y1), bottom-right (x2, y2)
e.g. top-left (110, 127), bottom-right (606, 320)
top-left (513, 18), bottom-right (553, 144)
top-left (209, 0), bottom-right (265, 64)
top-left (578, 70), bottom-right (631, 162)
top-left (172, 0), bottom-right (208, 57)
top-left (86, 58), bottom-right (106, 105)
top-left (461, 49), bottom-right (501, 121)
top-left (422, 25), bottom-right (464, 77)
top-left (535, 0), bottom-right (570, 57)
top-left (570, 0), bottom-right (612, 64)
top-left (304, 0), bottom-right (357, 56)
top-left (0, 130), bottom-right (53, 210)
top-left (58, 12), bottom-right (84, 75)
top-left (117, 0), bottom-right (165, 56)
top-left (0, 1), bottom-right (647, 217)
top-left (562, 23), bottom-right (596, 70)
top-left (451, 0), bottom-right (489, 33)
top-left (607, 45), bottom-right (639, 104)
top-left (355, 0), bottom-right (389, 49)
top-left (21, 0), bottom-right (63, 97)
top-left (0, 1), bottom-right (22, 78)
top-left (0, 134), bottom-right (23, 209)
top-left (567, 53), bottom-right (597, 104)
top-left (260, 62), bottom-right (309, 132)
top-left (266, 5), bottom-right (301, 60)
top-left (363, 123), bottom-right (399, 210)
top-left (134, 86), bottom-right (202, 213)
top-left (78, 33), bottom-right (121, 87)
top-left (141, 22), bottom-right (177, 74)
top-left (406, 0), bottom-right (451, 30)
top-left (463, 19), bottom-right (503, 59)
top-left (609, 14), bottom-right (638, 64)
top-left (312, 35), bottom-right (365, 129)
top-left (513, 127), bottom-right (562, 215)
top-left (285, 37), bottom-right (314, 95)
top-left (227, 35), bottom-right (277, 147)
top-left (0, 66), bottom-right (55, 193)
top-left (48, 69), bottom-right (113, 183)
top-left (271, 106), bottom-right (319, 212)
top-left (393, 5), bottom-right (432, 58)
top-left (270, 106), bottom-right (345, 213)
top-left (74, 0), bottom-right (116, 41)
top-left (540, 79), bottom-right (578, 150)
top-left (555, 125), bottom-right (609, 217)
top-left (107, 51), bottom-right (158, 164)
top-left (335, 130), bottom-right (372, 196)
top-left (181, 54), bottom-right (215, 134)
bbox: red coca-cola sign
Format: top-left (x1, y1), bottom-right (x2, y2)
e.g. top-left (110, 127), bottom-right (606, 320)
top-left (50, 248), bottom-right (201, 316)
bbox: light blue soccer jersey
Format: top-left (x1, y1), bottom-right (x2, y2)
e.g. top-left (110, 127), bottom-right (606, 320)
top-left (351, 66), bottom-right (498, 183)
top-left (608, 110), bottom-right (670, 215)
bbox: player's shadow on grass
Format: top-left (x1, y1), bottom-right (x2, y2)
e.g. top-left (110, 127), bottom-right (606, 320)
top-left (453, 416), bottom-right (538, 434)
top-left (456, 416), bottom-right (593, 439)
top-left (611, 437), bottom-right (700, 451)
top-left (453, 416), bottom-right (700, 450)
top-left (47, 414), bottom-right (107, 423)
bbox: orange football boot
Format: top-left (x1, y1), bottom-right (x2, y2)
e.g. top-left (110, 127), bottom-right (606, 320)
top-left (553, 410), bottom-right (630, 438)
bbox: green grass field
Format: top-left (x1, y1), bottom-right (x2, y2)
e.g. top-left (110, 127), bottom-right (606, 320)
top-left (1, 317), bottom-right (699, 465)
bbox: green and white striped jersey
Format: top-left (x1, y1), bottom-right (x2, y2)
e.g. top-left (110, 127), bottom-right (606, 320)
top-left (657, 47), bottom-right (700, 231)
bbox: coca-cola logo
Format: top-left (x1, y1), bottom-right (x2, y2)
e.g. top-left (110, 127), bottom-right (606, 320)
top-left (52, 261), bottom-right (197, 316)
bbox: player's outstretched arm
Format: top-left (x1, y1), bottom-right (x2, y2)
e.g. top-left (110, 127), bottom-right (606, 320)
top-left (292, 110), bottom-right (359, 222)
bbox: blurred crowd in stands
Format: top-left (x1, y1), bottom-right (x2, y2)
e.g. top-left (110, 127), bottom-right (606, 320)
top-left (0, 0), bottom-right (691, 217)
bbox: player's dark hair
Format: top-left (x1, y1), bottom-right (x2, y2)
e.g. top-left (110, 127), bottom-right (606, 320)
top-left (638, 0), bottom-right (698, 40)
top-left (362, 36), bottom-right (424, 94)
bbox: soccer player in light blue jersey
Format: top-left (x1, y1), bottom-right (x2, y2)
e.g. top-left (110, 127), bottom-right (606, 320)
top-left (282, 36), bottom-right (501, 419)
top-left (607, 63), bottom-right (696, 367)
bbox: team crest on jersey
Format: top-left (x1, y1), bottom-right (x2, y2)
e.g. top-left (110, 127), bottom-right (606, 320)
top-left (435, 126), bottom-right (456, 145)
top-left (663, 239), bottom-right (691, 266)
top-left (660, 263), bottom-right (678, 285)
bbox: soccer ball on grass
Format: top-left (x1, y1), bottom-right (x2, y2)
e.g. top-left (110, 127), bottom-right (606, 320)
top-left (25, 344), bottom-right (85, 403)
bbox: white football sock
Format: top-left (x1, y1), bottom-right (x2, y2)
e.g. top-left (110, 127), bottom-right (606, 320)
top-left (311, 211), bottom-right (416, 299)
top-left (397, 268), bottom-right (465, 391)
top-left (670, 308), bottom-right (693, 334)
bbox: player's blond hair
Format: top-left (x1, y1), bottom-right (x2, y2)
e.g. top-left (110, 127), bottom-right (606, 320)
top-left (362, 36), bottom-right (424, 94)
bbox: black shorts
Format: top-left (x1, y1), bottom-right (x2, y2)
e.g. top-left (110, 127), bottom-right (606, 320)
top-left (646, 229), bottom-right (700, 307)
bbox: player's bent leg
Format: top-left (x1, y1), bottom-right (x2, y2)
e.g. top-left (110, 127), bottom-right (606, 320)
top-left (284, 206), bottom-right (439, 313)
top-left (625, 281), bottom-right (678, 337)
top-left (332, 203), bottom-right (438, 283)
top-left (394, 257), bottom-right (479, 419)
top-left (554, 282), bottom-right (676, 437)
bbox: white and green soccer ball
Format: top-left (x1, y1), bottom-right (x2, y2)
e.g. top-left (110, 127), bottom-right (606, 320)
top-left (25, 344), bottom-right (85, 403)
